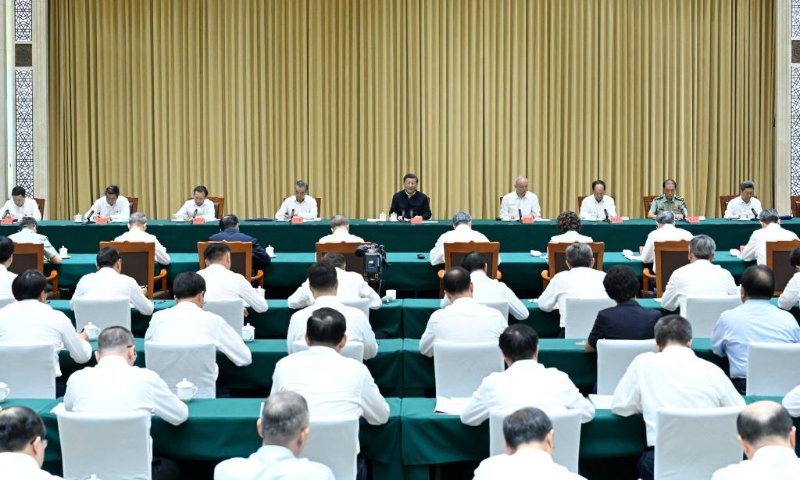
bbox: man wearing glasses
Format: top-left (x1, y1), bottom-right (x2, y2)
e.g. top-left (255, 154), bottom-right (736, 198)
top-left (0, 406), bottom-right (58, 478)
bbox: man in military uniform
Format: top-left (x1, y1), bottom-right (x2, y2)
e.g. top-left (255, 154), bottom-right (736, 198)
top-left (648, 179), bottom-right (687, 220)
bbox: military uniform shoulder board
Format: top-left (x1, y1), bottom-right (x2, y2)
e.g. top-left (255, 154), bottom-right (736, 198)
top-left (674, 195), bottom-right (685, 202)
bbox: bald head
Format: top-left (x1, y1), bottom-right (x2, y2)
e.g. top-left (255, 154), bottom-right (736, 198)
top-left (737, 401), bottom-right (796, 459)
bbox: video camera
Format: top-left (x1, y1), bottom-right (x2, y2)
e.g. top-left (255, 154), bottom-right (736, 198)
top-left (354, 244), bottom-right (388, 288)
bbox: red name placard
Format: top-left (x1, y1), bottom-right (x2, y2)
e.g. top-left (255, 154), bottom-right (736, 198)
top-left (521, 216), bottom-right (535, 224)
top-left (686, 216), bottom-right (701, 224)
top-left (1, 218), bottom-right (12, 225)
top-left (94, 216), bottom-right (109, 224)
top-left (610, 216), bottom-right (623, 224)
top-left (192, 217), bottom-right (206, 224)
top-left (290, 217), bottom-right (304, 224)
top-left (410, 216), bottom-right (423, 224)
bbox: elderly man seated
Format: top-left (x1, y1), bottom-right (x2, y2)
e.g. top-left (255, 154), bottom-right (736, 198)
top-left (429, 211), bottom-right (491, 266)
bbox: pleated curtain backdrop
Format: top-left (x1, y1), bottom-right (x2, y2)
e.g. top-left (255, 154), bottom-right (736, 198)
top-left (49, 0), bottom-right (775, 220)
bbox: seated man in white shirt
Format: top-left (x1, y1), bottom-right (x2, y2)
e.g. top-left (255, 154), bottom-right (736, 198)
top-left (500, 176), bottom-right (541, 219)
top-left (549, 211), bottom-right (593, 244)
top-left (0, 406), bottom-right (61, 479)
top-left (272, 308), bottom-right (390, 425)
top-left (440, 252), bottom-right (528, 321)
top-left (275, 180), bottom-right (318, 221)
top-left (145, 272), bottom-right (252, 375)
top-left (661, 235), bottom-right (738, 311)
top-left (579, 179), bottom-right (617, 220)
top-left (429, 211), bottom-right (491, 266)
top-left (778, 247), bottom-right (800, 310)
top-left (473, 407), bottom-right (587, 480)
top-left (8, 217), bottom-right (62, 265)
top-left (288, 253), bottom-right (381, 311)
top-left (71, 247), bottom-right (154, 315)
top-left (198, 242), bottom-right (268, 313)
top-left (712, 401), bottom-right (800, 480)
top-left (420, 266), bottom-right (508, 357)
top-left (174, 185), bottom-right (217, 221)
top-left (640, 211), bottom-right (693, 268)
top-left (742, 209), bottom-right (799, 265)
top-left (1, 186), bottom-right (41, 221)
top-left (85, 184), bottom-right (130, 222)
top-left (214, 392), bottom-right (334, 480)
top-left (318, 215), bottom-right (365, 243)
top-left (724, 180), bottom-right (763, 219)
top-left (537, 243), bottom-right (608, 337)
top-left (286, 262), bottom-right (378, 359)
top-left (0, 237), bottom-right (17, 298)
top-left (461, 324), bottom-right (594, 426)
top-left (612, 315), bottom-right (745, 480)
top-left (114, 212), bottom-right (171, 265)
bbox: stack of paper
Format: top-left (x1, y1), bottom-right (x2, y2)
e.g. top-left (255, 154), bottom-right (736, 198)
top-left (434, 397), bottom-right (471, 416)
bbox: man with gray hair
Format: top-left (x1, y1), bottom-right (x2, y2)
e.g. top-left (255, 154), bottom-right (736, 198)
top-left (661, 235), bottom-right (738, 311)
top-left (213, 392), bottom-right (334, 479)
top-left (275, 180), bottom-right (318, 221)
top-left (8, 217), bottom-right (61, 265)
top-left (724, 180), bottom-right (763, 219)
top-left (500, 175), bottom-right (541, 219)
top-left (640, 211), bottom-right (693, 270)
top-left (537, 243), bottom-right (608, 336)
top-left (742, 209), bottom-right (799, 265)
top-left (113, 212), bottom-right (171, 265)
top-left (318, 214), bottom-right (365, 243)
top-left (429, 212), bottom-right (492, 265)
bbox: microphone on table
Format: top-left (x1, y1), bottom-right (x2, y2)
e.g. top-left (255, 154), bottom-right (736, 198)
top-left (401, 210), bottom-right (406, 222)
top-left (410, 209), bottom-right (415, 220)
top-left (604, 209), bottom-right (610, 223)
top-left (193, 208), bottom-right (198, 219)
top-left (85, 210), bottom-right (94, 224)
top-left (518, 209), bottom-right (523, 223)
top-left (751, 208), bottom-right (758, 220)
top-left (2, 210), bottom-right (9, 219)
top-left (289, 209), bottom-right (295, 221)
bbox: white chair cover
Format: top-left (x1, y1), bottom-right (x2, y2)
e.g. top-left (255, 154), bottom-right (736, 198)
top-left (433, 342), bottom-right (504, 398)
top-left (144, 342), bottom-right (217, 398)
top-left (596, 339), bottom-right (657, 394)
top-left (340, 297), bottom-right (371, 320)
top-left (291, 340), bottom-right (365, 362)
top-left (203, 299), bottom-right (245, 333)
top-left (655, 406), bottom-right (743, 480)
top-left (746, 342), bottom-right (800, 396)
top-left (300, 415), bottom-right (360, 480)
top-left (477, 300), bottom-right (510, 321)
top-left (73, 297), bottom-right (132, 332)
top-left (564, 297), bottom-right (616, 339)
top-left (0, 343), bottom-right (55, 398)
top-left (681, 295), bottom-right (741, 338)
top-left (57, 410), bottom-right (152, 480)
top-left (0, 296), bottom-right (15, 308)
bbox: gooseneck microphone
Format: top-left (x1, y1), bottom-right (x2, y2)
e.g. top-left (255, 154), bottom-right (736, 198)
top-left (518, 209), bottom-right (523, 223)
top-left (604, 209), bottom-right (610, 223)
top-left (85, 210), bottom-right (94, 224)
top-left (751, 208), bottom-right (758, 219)
top-left (193, 208), bottom-right (198, 218)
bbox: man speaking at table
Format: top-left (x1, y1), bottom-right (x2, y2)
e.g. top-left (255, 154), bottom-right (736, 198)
top-left (580, 179), bottom-right (616, 220)
top-left (175, 185), bottom-right (217, 221)
top-left (0, 186), bottom-right (41, 220)
top-left (389, 173), bottom-right (431, 220)
top-left (275, 180), bottom-right (317, 221)
top-left (500, 176), bottom-right (541, 219)
top-left (724, 180), bottom-right (762, 219)
top-left (648, 179), bottom-right (687, 220)
top-left (85, 184), bottom-right (130, 222)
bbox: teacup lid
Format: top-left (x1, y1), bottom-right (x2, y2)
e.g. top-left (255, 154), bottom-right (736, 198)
top-left (0, 381), bottom-right (7, 387)
top-left (243, 323), bottom-right (254, 330)
top-left (176, 378), bottom-right (193, 388)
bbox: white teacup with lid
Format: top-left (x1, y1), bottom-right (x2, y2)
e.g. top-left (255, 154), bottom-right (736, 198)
top-left (176, 378), bottom-right (198, 402)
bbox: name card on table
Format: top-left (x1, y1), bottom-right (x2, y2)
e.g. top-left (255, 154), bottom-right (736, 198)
top-left (410, 216), bottom-right (423, 224)
top-left (521, 216), bottom-right (535, 224)
top-left (0, 218), bottom-right (12, 225)
top-left (290, 217), bottom-right (304, 224)
top-left (94, 216), bottom-right (109, 224)
top-left (192, 217), bottom-right (206, 224)
top-left (686, 216), bottom-right (701, 224)
top-left (610, 216), bottom-right (623, 224)
top-left (639, 246), bottom-right (644, 255)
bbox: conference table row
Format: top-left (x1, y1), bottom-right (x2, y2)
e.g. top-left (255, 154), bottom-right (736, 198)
top-left (12, 395), bottom-right (796, 480)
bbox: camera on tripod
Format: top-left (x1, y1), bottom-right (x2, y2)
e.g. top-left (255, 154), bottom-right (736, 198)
top-left (354, 244), bottom-right (388, 288)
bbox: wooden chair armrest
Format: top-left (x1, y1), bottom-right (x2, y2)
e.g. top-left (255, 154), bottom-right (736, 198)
top-left (642, 268), bottom-right (655, 291)
top-left (496, 271), bottom-right (502, 280)
top-left (155, 269), bottom-right (168, 291)
top-left (540, 270), bottom-right (551, 281)
top-left (46, 271), bottom-right (59, 299)
top-left (437, 270), bottom-right (445, 279)
top-left (252, 270), bottom-right (264, 288)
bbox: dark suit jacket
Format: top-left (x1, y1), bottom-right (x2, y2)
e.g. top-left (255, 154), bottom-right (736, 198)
top-left (587, 300), bottom-right (661, 349)
top-left (209, 228), bottom-right (270, 272)
top-left (389, 190), bottom-right (432, 220)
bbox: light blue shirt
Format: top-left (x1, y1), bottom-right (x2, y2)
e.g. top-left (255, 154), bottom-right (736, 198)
top-left (711, 299), bottom-right (800, 379)
top-left (214, 445), bottom-right (334, 480)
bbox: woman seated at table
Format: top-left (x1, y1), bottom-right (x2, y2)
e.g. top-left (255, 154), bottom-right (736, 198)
top-left (549, 211), bottom-right (593, 244)
top-left (584, 265), bottom-right (660, 353)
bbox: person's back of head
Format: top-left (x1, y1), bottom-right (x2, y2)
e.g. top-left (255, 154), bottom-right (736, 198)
top-left (565, 242), bottom-right (593, 269)
top-left (736, 401), bottom-right (795, 458)
top-left (219, 215), bottom-right (239, 232)
top-left (758, 209), bottom-right (780, 225)
top-left (321, 253), bottom-right (346, 270)
top-left (307, 262), bottom-right (337, 294)
top-left (603, 265), bottom-right (639, 304)
top-left (11, 269), bottom-right (46, 301)
top-left (305, 307), bottom-right (346, 348)
top-left (499, 324), bottom-right (539, 364)
top-left (503, 407), bottom-right (554, 455)
top-left (556, 211), bottom-right (581, 234)
top-left (0, 236), bottom-right (15, 264)
top-left (460, 252), bottom-right (486, 273)
top-left (330, 215), bottom-right (349, 230)
top-left (172, 272), bottom-right (206, 301)
top-left (0, 406), bottom-right (47, 466)
top-left (656, 211), bottom-right (675, 226)
top-left (791, 246), bottom-right (800, 270)
top-left (96, 247), bottom-right (120, 269)
top-left (740, 265), bottom-right (774, 300)
top-left (443, 266), bottom-right (471, 297)
top-left (260, 392), bottom-right (311, 455)
top-left (97, 326), bottom-right (135, 356)
top-left (204, 242), bottom-right (231, 266)
top-left (689, 235), bottom-right (715, 260)
top-left (18, 216), bottom-right (36, 232)
top-left (452, 211), bottom-right (472, 228)
top-left (654, 315), bottom-right (692, 349)
top-left (128, 212), bottom-right (147, 227)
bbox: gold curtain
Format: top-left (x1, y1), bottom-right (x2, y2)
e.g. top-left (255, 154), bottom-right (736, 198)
top-left (49, 0), bottom-right (774, 220)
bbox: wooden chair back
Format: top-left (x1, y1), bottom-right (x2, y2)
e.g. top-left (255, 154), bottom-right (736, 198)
top-left (9, 242), bottom-right (44, 273)
top-left (791, 196), bottom-right (800, 218)
top-left (719, 195), bottom-right (737, 216)
top-left (766, 240), bottom-right (800, 295)
top-left (33, 198), bottom-right (45, 219)
top-left (99, 242), bottom-right (165, 299)
top-left (643, 195), bottom-right (657, 217)
top-left (126, 197), bottom-right (139, 214)
top-left (444, 242), bottom-right (502, 279)
top-left (198, 241), bottom-right (262, 285)
top-left (652, 240), bottom-right (691, 297)
top-left (544, 242), bottom-right (605, 279)
top-left (315, 242), bottom-right (370, 275)
top-left (315, 197), bottom-right (322, 218)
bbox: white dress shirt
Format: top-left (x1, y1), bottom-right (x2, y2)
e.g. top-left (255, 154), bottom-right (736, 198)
top-left (474, 449), bottom-right (587, 480)
top-left (175, 199), bottom-right (217, 221)
top-left (65, 355), bottom-right (189, 426)
top-left (440, 270), bottom-right (528, 320)
top-left (549, 230), bottom-right (594, 244)
top-left (742, 223), bottom-right (800, 265)
top-left (0, 299), bottom-right (91, 376)
top-left (0, 264), bottom-right (17, 299)
top-left (71, 267), bottom-right (154, 315)
top-left (460, 359), bottom-right (595, 426)
top-left (712, 446), bottom-right (800, 480)
top-left (271, 346), bottom-right (390, 425)
top-left (782, 384), bottom-right (800, 416)
top-left (86, 196), bottom-right (130, 222)
top-left (288, 268), bottom-right (381, 310)
top-left (214, 445), bottom-right (334, 480)
top-left (419, 297), bottom-right (508, 357)
top-left (1, 197), bottom-right (41, 220)
top-left (145, 301), bottom-right (253, 373)
top-left (500, 191), bottom-right (542, 218)
top-left (286, 296), bottom-right (378, 360)
top-left (580, 195), bottom-right (617, 219)
top-left (275, 196), bottom-right (318, 221)
top-left (318, 228), bottom-right (365, 244)
top-left (0, 453), bottom-right (62, 479)
top-left (537, 267), bottom-right (608, 328)
top-left (198, 264), bottom-right (268, 313)
top-left (724, 196), bottom-right (763, 219)
top-left (611, 346), bottom-right (745, 446)
top-left (660, 259), bottom-right (739, 311)
top-left (778, 272), bottom-right (800, 310)
top-left (429, 224), bottom-right (491, 266)
top-left (114, 228), bottom-right (171, 265)
top-left (640, 223), bottom-right (694, 267)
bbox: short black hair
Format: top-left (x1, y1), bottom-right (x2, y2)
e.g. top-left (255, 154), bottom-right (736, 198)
top-left (193, 185), bottom-right (209, 196)
top-left (740, 180), bottom-right (755, 191)
top-left (603, 265), bottom-right (639, 303)
top-left (97, 326), bottom-right (135, 353)
top-left (791, 246), bottom-right (800, 268)
top-left (96, 247), bottom-right (120, 268)
top-left (306, 307), bottom-right (346, 346)
top-left (307, 262), bottom-right (337, 291)
top-left (18, 217), bottom-right (37, 231)
top-left (105, 184), bottom-right (120, 197)
top-left (10, 186), bottom-right (25, 197)
top-left (443, 267), bottom-right (471, 295)
top-left (172, 272), bottom-right (206, 299)
top-left (403, 173), bottom-right (418, 183)
top-left (11, 269), bottom-right (46, 301)
top-left (740, 265), bottom-right (774, 300)
top-left (461, 252), bottom-right (486, 273)
top-left (219, 215), bottom-right (239, 231)
top-left (654, 315), bottom-right (692, 347)
top-left (663, 179), bottom-right (677, 188)
top-left (0, 237), bottom-right (14, 263)
top-left (503, 407), bottom-right (553, 451)
top-left (0, 406), bottom-right (46, 453)
top-left (591, 179), bottom-right (606, 190)
top-left (321, 253), bottom-right (346, 269)
top-left (499, 324), bottom-right (539, 363)
top-left (204, 242), bottom-right (231, 263)
top-left (737, 403), bottom-right (794, 446)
